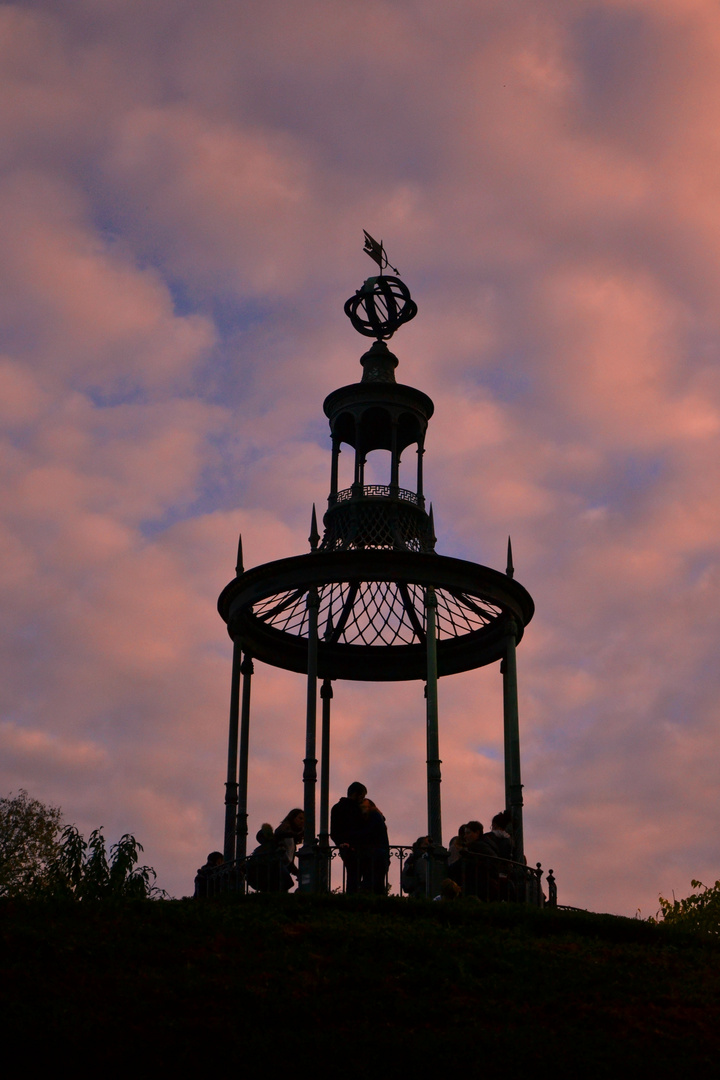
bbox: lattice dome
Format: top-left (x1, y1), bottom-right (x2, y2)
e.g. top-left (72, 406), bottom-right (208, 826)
top-left (251, 580), bottom-right (503, 649)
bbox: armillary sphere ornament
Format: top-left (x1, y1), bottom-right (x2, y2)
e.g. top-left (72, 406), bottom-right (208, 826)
top-left (344, 275), bottom-right (418, 340)
top-left (344, 230), bottom-right (418, 340)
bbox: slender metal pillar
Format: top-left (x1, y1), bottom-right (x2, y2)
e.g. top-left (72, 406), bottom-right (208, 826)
top-left (390, 419), bottom-right (399, 491)
top-left (425, 586), bottom-right (446, 897)
top-left (417, 439), bottom-right (425, 506)
top-left (317, 677), bottom-right (333, 893)
top-left (298, 587), bottom-right (320, 891)
top-left (236, 652), bottom-right (254, 862)
top-left (330, 437), bottom-right (340, 502)
top-left (501, 618), bottom-right (524, 862)
top-left (425, 587), bottom-right (442, 844)
top-left (223, 639), bottom-right (242, 862)
top-left (319, 678), bottom-right (333, 846)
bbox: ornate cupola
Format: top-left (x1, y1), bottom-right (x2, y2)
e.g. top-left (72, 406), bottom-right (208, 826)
top-left (322, 329), bottom-right (435, 552)
top-left (217, 237), bottom-right (536, 894)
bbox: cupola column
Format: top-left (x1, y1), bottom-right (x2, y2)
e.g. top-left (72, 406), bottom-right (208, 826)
top-left (330, 437), bottom-right (340, 504)
top-left (390, 418), bottom-right (400, 492)
top-left (353, 417), bottom-right (364, 492)
top-left (417, 437), bottom-right (426, 506)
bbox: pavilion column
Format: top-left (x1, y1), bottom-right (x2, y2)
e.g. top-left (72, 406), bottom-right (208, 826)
top-left (501, 618), bottom-right (524, 862)
top-left (223, 639), bottom-right (242, 863)
top-left (236, 652), bottom-right (254, 862)
top-left (318, 678), bottom-right (333, 847)
top-left (317, 677), bottom-right (333, 893)
top-left (425, 587), bottom-right (442, 844)
top-left (425, 586), bottom-right (446, 897)
top-left (298, 587), bottom-right (320, 892)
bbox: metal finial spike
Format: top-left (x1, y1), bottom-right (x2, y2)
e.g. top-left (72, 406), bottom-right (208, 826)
top-left (506, 536), bottom-right (514, 579)
top-left (428, 504), bottom-right (437, 548)
top-left (324, 611), bottom-right (335, 642)
top-left (235, 533), bottom-right (244, 576)
top-left (309, 504), bottom-right (320, 551)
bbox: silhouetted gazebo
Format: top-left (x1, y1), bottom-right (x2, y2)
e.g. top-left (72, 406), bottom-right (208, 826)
top-left (218, 249), bottom-right (534, 893)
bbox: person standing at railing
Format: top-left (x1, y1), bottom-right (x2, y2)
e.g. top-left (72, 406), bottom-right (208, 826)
top-left (447, 824), bottom-right (468, 871)
top-left (485, 810), bottom-right (515, 901)
top-left (487, 811), bottom-right (513, 860)
top-left (245, 824), bottom-right (294, 893)
top-left (454, 821), bottom-right (497, 899)
top-left (358, 798), bottom-right (390, 895)
top-left (330, 781), bottom-right (367, 893)
top-left (194, 851), bottom-right (224, 898)
top-left (274, 809), bottom-right (305, 884)
top-left (401, 836), bottom-right (432, 898)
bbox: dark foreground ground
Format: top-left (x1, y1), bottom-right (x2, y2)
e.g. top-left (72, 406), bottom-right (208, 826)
top-left (2, 894), bottom-right (718, 1074)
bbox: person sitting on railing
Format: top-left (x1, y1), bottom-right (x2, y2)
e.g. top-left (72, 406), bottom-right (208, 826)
top-left (401, 836), bottom-right (432, 898)
top-left (194, 851), bottom-right (224, 898)
top-left (358, 798), bottom-right (390, 895)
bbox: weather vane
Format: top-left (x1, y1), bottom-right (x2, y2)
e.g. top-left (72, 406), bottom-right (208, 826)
top-left (362, 229), bottom-right (400, 276)
top-left (345, 231), bottom-right (418, 340)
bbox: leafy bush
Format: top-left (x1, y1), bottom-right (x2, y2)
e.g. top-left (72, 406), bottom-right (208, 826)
top-left (41, 825), bottom-right (163, 900)
top-left (0, 790), bottom-right (63, 897)
top-left (651, 879), bottom-right (720, 935)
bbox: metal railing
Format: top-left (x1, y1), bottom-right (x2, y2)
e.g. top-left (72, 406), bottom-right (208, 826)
top-left (334, 485), bottom-right (420, 505)
top-left (197, 846), bottom-right (556, 907)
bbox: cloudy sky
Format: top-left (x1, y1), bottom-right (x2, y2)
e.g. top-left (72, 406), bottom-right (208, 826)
top-left (3, 0), bottom-right (720, 914)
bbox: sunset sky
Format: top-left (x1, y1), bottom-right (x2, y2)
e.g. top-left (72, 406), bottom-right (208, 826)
top-left (3, 0), bottom-right (720, 914)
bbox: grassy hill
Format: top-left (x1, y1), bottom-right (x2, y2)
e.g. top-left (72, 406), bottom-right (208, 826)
top-left (2, 894), bottom-right (718, 1074)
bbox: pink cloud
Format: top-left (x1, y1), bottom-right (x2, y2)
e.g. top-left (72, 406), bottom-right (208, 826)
top-left (2, 0), bottom-right (720, 912)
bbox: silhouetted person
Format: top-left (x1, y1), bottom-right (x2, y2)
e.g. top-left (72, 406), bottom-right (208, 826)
top-left (486, 810), bottom-right (514, 900)
top-left (358, 798), bottom-right (390, 894)
top-left (330, 781), bottom-right (367, 893)
top-left (194, 851), bottom-right (224, 898)
top-left (487, 810), bottom-right (513, 859)
top-left (448, 824), bottom-right (468, 870)
top-left (246, 824), bottom-right (293, 893)
top-left (274, 808), bottom-right (305, 885)
top-left (452, 820), bottom-right (497, 899)
top-left (401, 836), bottom-right (432, 898)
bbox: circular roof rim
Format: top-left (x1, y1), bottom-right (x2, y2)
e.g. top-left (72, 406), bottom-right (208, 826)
top-left (219, 549), bottom-right (534, 627)
top-left (323, 381), bottom-right (435, 419)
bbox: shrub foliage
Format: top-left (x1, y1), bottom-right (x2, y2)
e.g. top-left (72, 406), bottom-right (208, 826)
top-left (652, 879), bottom-right (720, 935)
top-left (1, 791), bottom-right (160, 900)
top-left (43, 825), bottom-right (162, 900)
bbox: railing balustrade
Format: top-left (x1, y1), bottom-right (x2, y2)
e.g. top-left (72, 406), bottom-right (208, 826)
top-left (334, 485), bottom-right (419, 505)
top-left (198, 846), bottom-right (555, 907)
